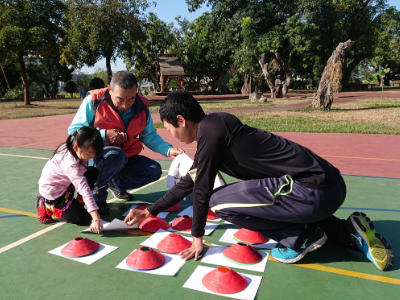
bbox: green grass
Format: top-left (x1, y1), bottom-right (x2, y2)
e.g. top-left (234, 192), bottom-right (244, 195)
top-left (239, 115), bottom-right (398, 134)
top-left (155, 116), bottom-right (397, 134)
top-left (148, 98), bottom-right (284, 112)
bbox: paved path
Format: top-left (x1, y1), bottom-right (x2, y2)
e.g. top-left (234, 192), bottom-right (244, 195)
top-left (1, 92), bottom-right (399, 178)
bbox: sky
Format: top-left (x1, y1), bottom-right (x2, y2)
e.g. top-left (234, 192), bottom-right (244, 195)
top-left (79, 0), bottom-right (209, 73)
top-left (79, 0), bottom-right (400, 74)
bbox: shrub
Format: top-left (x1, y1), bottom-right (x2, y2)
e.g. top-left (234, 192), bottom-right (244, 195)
top-left (65, 81), bottom-right (77, 98)
top-left (89, 77), bottom-right (105, 89)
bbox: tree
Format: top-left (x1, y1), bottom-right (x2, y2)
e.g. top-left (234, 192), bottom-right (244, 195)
top-left (372, 68), bottom-right (390, 100)
top-left (313, 40), bottom-right (356, 110)
top-left (62, 0), bottom-right (149, 84)
top-left (64, 81), bottom-right (77, 98)
top-left (259, 53), bottom-right (283, 99)
top-left (235, 17), bottom-right (258, 95)
top-left (92, 67), bottom-right (109, 86)
top-left (176, 13), bottom-right (233, 93)
top-left (368, 6), bottom-right (400, 85)
top-left (124, 13), bottom-right (175, 92)
top-left (0, 0), bottom-right (67, 104)
top-left (89, 77), bottom-right (105, 89)
top-left (28, 55), bottom-right (74, 99)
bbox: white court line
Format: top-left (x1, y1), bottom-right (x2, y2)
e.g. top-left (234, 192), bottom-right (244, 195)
top-left (0, 222), bottom-right (66, 254)
top-left (107, 174), bottom-right (168, 203)
top-left (0, 153), bottom-right (49, 160)
top-left (0, 151), bottom-right (170, 203)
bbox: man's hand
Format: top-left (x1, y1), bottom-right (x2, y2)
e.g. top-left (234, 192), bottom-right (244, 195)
top-left (180, 236), bottom-right (203, 260)
top-left (106, 129), bottom-right (127, 146)
top-left (124, 208), bottom-right (152, 226)
top-left (169, 148), bottom-right (184, 158)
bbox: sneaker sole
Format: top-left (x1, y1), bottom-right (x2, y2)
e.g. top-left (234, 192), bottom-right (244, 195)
top-left (350, 212), bottom-right (394, 271)
top-left (107, 188), bottom-right (132, 202)
top-left (273, 233), bottom-right (328, 264)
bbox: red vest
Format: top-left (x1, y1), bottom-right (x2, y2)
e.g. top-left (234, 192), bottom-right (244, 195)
top-left (89, 88), bottom-right (149, 158)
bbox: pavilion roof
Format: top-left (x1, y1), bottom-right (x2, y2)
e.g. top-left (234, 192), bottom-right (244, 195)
top-left (159, 56), bottom-right (185, 76)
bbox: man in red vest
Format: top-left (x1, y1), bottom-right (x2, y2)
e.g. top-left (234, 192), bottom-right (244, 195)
top-left (68, 71), bottom-right (182, 214)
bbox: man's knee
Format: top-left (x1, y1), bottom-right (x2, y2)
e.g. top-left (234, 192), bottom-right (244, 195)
top-left (149, 161), bottom-right (162, 181)
top-left (92, 146), bottom-right (127, 173)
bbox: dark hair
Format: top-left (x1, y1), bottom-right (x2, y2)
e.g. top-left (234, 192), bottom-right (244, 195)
top-left (110, 71), bottom-right (138, 90)
top-left (159, 90), bottom-right (206, 127)
top-left (52, 126), bottom-right (103, 164)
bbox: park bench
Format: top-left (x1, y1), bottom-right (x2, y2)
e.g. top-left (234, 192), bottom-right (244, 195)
top-left (56, 95), bottom-right (66, 99)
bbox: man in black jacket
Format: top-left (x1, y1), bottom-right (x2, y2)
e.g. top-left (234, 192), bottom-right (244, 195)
top-left (125, 90), bottom-right (393, 271)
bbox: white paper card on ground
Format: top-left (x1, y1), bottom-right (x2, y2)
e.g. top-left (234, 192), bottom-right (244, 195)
top-left (183, 265), bottom-right (263, 300)
top-left (116, 249), bottom-right (185, 276)
top-left (81, 218), bottom-right (138, 232)
top-left (48, 242), bottom-right (118, 265)
top-left (140, 229), bottom-right (193, 250)
top-left (168, 218), bottom-right (218, 236)
top-left (219, 229), bottom-right (277, 249)
top-left (178, 206), bottom-right (221, 222)
top-left (201, 244), bottom-right (269, 273)
top-left (122, 205), bottom-right (168, 219)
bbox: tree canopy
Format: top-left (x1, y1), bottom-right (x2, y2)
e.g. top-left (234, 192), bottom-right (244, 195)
top-left (0, 0), bottom-right (67, 104)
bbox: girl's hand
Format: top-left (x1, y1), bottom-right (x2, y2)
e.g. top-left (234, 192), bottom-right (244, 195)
top-left (90, 219), bottom-right (103, 234)
top-left (180, 236), bottom-right (203, 260)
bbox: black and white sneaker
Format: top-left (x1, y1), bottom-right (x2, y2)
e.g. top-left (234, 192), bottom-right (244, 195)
top-left (107, 182), bottom-right (133, 202)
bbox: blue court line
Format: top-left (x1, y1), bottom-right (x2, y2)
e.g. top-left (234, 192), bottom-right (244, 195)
top-left (0, 214), bottom-right (27, 219)
top-left (339, 207), bottom-right (400, 212)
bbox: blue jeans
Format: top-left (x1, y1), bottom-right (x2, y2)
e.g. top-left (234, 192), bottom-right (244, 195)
top-left (89, 146), bottom-right (162, 203)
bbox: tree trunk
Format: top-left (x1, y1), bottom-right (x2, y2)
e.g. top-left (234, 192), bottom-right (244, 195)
top-left (50, 76), bottom-right (59, 98)
top-left (258, 53), bottom-right (282, 98)
top-left (313, 40), bottom-right (356, 109)
top-left (241, 73), bottom-right (251, 95)
top-left (270, 50), bottom-right (293, 95)
top-left (0, 62), bottom-right (17, 107)
top-left (154, 57), bottom-right (161, 92)
top-left (17, 53), bottom-right (30, 105)
top-left (105, 56), bottom-right (112, 84)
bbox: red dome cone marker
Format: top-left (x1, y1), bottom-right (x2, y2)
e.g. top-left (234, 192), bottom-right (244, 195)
top-left (138, 216), bottom-right (170, 232)
top-left (223, 243), bottom-right (262, 264)
top-left (233, 228), bottom-right (269, 244)
top-left (61, 236), bottom-right (100, 257)
top-left (126, 246), bottom-right (165, 270)
top-left (135, 204), bottom-right (148, 210)
top-left (164, 203), bottom-right (183, 212)
top-left (202, 266), bottom-right (248, 294)
top-left (157, 233), bottom-right (192, 253)
top-left (207, 209), bottom-right (219, 220)
top-left (171, 215), bottom-right (192, 231)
